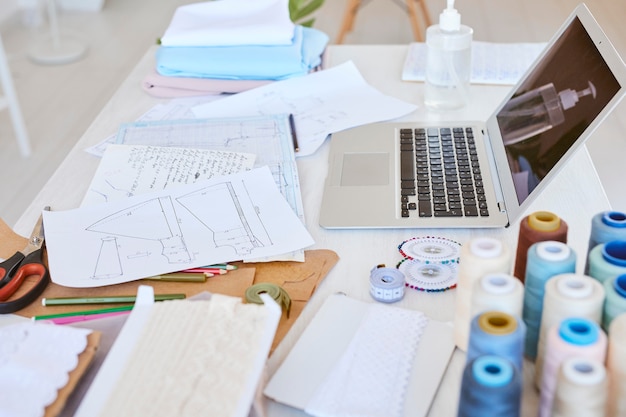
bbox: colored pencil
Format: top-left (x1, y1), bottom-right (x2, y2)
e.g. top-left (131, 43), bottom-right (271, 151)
top-left (42, 293), bottom-right (186, 306)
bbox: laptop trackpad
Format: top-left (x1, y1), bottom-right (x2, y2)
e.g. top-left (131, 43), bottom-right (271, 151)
top-left (340, 153), bottom-right (389, 186)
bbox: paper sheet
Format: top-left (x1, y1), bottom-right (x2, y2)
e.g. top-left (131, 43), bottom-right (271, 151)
top-left (81, 144), bottom-right (256, 206)
top-left (402, 41), bottom-right (547, 85)
top-left (192, 61), bottom-right (418, 156)
top-left (42, 167), bottom-right (314, 288)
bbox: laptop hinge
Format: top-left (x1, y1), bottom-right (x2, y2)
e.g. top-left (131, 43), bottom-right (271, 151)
top-left (482, 128), bottom-right (506, 210)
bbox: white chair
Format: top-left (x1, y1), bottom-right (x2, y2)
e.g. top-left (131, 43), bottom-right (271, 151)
top-left (0, 33), bottom-right (30, 157)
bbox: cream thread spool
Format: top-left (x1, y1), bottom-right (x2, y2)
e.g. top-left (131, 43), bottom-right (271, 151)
top-left (454, 237), bottom-right (512, 351)
top-left (607, 313), bottom-right (626, 417)
top-left (534, 274), bottom-right (605, 389)
top-left (552, 356), bottom-right (608, 417)
top-left (538, 318), bottom-right (607, 417)
top-left (470, 273), bottom-right (523, 319)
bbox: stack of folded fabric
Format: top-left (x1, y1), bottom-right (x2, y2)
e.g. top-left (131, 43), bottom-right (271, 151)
top-left (142, 0), bottom-right (329, 98)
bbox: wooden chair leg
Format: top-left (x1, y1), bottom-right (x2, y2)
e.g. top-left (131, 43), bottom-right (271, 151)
top-left (406, 0), bottom-right (432, 42)
top-left (336, 0), bottom-right (362, 44)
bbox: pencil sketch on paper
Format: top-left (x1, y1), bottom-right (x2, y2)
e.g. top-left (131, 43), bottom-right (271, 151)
top-left (84, 180), bottom-right (270, 281)
top-left (177, 180), bottom-right (271, 255)
top-left (43, 166), bottom-right (315, 288)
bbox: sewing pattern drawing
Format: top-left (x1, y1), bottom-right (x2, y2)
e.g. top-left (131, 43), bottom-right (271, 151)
top-left (177, 180), bottom-right (271, 255)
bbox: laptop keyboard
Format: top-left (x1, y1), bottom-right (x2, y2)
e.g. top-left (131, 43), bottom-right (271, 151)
top-left (400, 127), bottom-right (490, 218)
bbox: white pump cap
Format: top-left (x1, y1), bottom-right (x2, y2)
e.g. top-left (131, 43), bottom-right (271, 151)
top-left (439, 0), bottom-right (461, 31)
top-left (559, 80), bottom-right (597, 110)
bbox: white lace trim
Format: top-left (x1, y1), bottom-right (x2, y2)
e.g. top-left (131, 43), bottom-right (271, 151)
top-left (305, 303), bottom-right (429, 417)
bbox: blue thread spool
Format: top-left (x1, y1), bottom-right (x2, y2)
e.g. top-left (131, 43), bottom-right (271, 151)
top-left (523, 241), bottom-right (576, 360)
top-left (603, 274), bottom-right (626, 330)
top-left (588, 240), bottom-right (626, 284)
top-left (466, 311), bottom-right (526, 372)
top-left (457, 355), bottom-right (521, 417)
top-left (585, 211), bottom-right (626, 274)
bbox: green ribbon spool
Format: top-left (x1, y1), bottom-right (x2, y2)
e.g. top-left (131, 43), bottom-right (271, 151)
top-left (245, 283), bottom-right (291, 318)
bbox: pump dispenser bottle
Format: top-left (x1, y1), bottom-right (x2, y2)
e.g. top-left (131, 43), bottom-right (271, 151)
top-left (424, 0), bottom-right (473, 110)
top-left (499, 81), bottom-right (597, 145)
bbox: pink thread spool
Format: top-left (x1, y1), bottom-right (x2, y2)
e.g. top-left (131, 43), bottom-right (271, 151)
top-left (607, 313), bottom-right (626, 417)
top-left (538, 318), bottom-right (607, 417)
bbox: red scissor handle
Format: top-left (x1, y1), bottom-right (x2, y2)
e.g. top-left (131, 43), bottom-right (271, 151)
top-left (0, 263), bottom-right (46, 301)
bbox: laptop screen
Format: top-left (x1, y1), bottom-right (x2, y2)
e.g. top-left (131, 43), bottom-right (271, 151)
top-left (496, 16), bottom-right (622, 205)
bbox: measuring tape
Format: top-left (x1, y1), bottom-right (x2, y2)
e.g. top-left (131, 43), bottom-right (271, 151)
top-left (369, 265), bottom-right (405, 303)
top-left (245, 283), bottom-right (291, 317)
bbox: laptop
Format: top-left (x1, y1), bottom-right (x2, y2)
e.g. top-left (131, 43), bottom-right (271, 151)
top-left (320, 3), bottom-right (626, 229)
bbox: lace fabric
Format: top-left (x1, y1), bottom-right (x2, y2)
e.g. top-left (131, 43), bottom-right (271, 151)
top-left (305, 303), bottom-right (430, 417)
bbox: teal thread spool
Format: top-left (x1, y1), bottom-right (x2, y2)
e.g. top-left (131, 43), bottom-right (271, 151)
top-left (603, 274), bottom-right (626, 330)
top-left (523, 241), bottom-right (576, 360)
top-left (588, 240), bottom-right (626, 284)
top-left (585, 211), bottom-right (626, 274)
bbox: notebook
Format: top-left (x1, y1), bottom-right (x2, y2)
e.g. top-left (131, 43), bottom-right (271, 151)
top-left (320, 3), bottom-right (626, 229)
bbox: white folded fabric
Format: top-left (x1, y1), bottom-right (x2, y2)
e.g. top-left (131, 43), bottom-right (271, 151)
top-left (160, 0), bottom-right (295, 47)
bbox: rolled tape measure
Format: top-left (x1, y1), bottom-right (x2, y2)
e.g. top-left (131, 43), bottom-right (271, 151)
top-left (245, 283), bottom-right (291, 317)
top-left (397, 258), bottom-right (458, 292)
top-left (370, 266), bottom-right (405, 303)
top-left (398, 236), bottom-right (462, 265)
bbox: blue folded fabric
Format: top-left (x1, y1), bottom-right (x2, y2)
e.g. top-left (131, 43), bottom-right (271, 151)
top-left (156, 26), bottom-right (329, 80)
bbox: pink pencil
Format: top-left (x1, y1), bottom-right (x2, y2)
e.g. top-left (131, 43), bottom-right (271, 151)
top-left (44, 310), bottom-right (131, 325)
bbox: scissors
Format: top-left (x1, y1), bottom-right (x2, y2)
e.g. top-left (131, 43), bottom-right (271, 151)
top-left (0, 207), bottom-right (51, 314)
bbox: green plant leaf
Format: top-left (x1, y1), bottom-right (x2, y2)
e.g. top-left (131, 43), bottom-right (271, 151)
top-left (289, 0), bottom-right (325, 25)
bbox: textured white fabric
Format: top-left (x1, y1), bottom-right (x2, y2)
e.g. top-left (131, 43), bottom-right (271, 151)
top-left (0, 322), bottom-right (91, 417)
top-left (98, 295), bottom-right (269, 417)
top-left (305, 303), bottom-right (429, 417)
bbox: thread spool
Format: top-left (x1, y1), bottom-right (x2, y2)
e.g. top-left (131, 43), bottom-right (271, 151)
top-left (552, 357), bottom-right (608, 417)
top-left (585, 211), bottom-right (626, 274)
top-left (457, 355), bottom-right (521, 417)
top-left (466, 311), bottom-right (526, 372)
top-left (607, 313), bottom-right (626, 417)
top-left (470, 273), bottom-right (524, 319)
top-left (534, 274), bottom-right (605, 389)
top-left (603, 274), bottom-right (626, 330)
top-left (513, 211), bottom-right (567, 283)
top-left (454, 237), bottom-right (512, 351)
top-left (588, 240), bottom-right (626, 284)
top-left (538, 318), bottom-right (607, 417)
top-left (523, 241), bottom-right (576, 360)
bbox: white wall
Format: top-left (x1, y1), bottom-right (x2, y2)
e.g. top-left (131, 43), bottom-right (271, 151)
top-left (0, 0), bottom-right (21, 24)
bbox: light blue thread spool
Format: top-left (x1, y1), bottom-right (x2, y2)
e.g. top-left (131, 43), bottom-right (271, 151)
top-left (457, 355), bottom-right (521, 417)
top-left (588, 240), bottom-right (626, 285)
top-left (523, 241), bottom-right (576, 360)
top-left (466, 311), bottom-right (526, 372)
top-left (603, 274), bottom-right (626, 330)
top-left (585, 211), bottom-right (626, 274)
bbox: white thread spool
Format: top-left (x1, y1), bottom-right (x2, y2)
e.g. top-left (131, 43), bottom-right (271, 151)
top-left (552, 356), bottom-right (608, 417)
top-left (534, 274), bottom-right (605, 389)
top-left (607, 313), bottom-right (626, 417)
top-left (470, 273), bottom-right (523, 319)
top-left (538, 318), bottom-right (607, 417)
top-left (454, 237), bottom-right (512, 351)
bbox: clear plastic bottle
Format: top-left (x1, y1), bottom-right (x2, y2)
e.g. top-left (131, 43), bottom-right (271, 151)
top-left (424, 0), bottom-right (473, 110)
top-left (498, 81), bottom-right (597, 145)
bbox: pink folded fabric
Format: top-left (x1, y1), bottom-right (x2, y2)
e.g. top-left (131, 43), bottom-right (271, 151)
top-left (141, 69), bottom-right (273, 98)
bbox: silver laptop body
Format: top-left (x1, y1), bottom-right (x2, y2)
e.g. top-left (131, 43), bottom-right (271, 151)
top-left (320, 3), bottom-right (626, 229)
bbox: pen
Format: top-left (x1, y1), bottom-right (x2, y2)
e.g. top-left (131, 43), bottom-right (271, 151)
top-left (42, 293), bottom-right (186, 306)
top-left (288, 113), bottom-right (300, 152)
top-left (181, 267), bottom-right (227, 274)
top-left (33, 305), bottom-right (135, 321)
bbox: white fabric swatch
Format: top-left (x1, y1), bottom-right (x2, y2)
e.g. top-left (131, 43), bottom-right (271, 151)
top-left (305, 303), bottom-right (429, 417)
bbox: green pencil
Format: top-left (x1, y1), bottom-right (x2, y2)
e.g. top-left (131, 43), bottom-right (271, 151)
top-left (33, 305), bottom-right (135, 321)
top-left (41, 293), bottom-right (186, 306)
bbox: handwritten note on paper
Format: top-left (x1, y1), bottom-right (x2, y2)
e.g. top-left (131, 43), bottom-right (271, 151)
top-left (82, 144), bottom-right (256, 206)
top-left (191, 61), bottom-right (418, 156)
top-left (402, 41), bottom-right (547, 85)
top-left (43, 167), bottom-right (314, 288)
